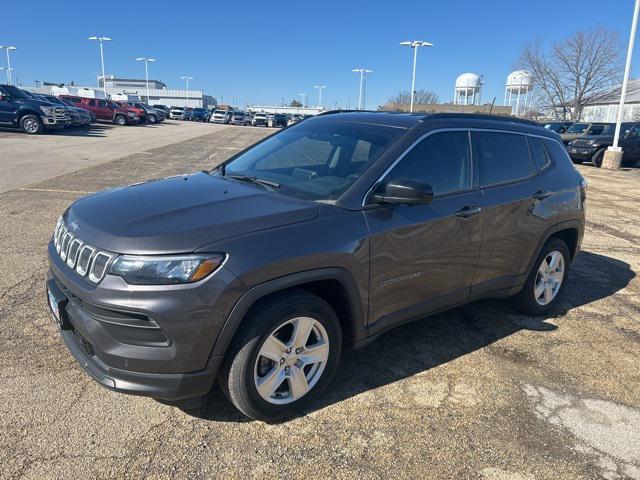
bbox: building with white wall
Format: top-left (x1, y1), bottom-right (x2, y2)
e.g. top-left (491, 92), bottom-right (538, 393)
top-left (581, 79), bottom-right (640, 122)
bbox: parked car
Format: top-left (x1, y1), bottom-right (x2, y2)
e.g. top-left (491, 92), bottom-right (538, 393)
top-left (252, 112), bottom-right (268, 126)
top-left (272, 113), bottom-right (289, 128)
top-left (59, 95), bottom-right (137, 126)
top-left (33, 93), bottom-right (85, 128)
top-left (211, 109), bottom-right (231, 124)
top-left (170, 106), bottom-right (186, 120)
top-left (152, 105), bottom-right (170, 118)
top-left (543, 121), bottom-right (573, 134)
top-left (267, 113), bottom-right (275, 127)
top-left (61, 98), bottom-right (96, 123)
top-left (112, 101), bottom-right (146, 124)
top-left (190, 108), bottom-right (208, 122)
top-left (230, 111), bottom-right (247, 125)
top-left (38, 94), bottom-right (92, 127)
top-left (288, 114), bottom-right (303, 126)
top-left (567, 122), bottom-right (640, 167)
top-left (560, 122), bottom-right (610, 145)
top-left (0, 84), bottom-right (69, 134)
top-left (47, 112), bottom-right (585, 421)
top-left (129, 102), bottom-right (163, 123)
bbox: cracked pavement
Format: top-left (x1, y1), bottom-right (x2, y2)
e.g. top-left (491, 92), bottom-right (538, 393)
top-left (1, 123), bottom-right (639, 479)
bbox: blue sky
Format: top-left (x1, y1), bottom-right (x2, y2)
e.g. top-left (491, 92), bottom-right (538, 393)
top-left (3, 0), bottom-right (639, 109)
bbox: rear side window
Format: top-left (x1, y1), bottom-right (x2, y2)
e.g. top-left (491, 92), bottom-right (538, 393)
top-left (474, 132), bottom-right (532, 186)
top-left (387, 131), bottom-right (472, 195)
top-left (543, 138), bottom-right (575, 172)
top-left (528, 137), bottom-right (551, 171)
top-left (88, 99), bottom-right (96, 106)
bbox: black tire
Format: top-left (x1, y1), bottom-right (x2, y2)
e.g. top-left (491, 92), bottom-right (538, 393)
top-left (19, 114), bottom-right (44, 134)
top-left (570, 156), bottom-right (583, 164)
top-left (219, 289), bottom-right (342, 422)
top-left (115, 115), bottom-right (127, 126)
top-left (514, 238), bottom-right (571, 316)
top-left (592, 148), bottom-right (605, 168)
top-left (148, 114), bottom-right (157, 124)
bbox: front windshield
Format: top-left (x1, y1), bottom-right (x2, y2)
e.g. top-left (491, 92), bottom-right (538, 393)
top-left (217, 120), bottom-right (403, 201)
top-left (602, 124), bottom-right (633, 136)
top-left (567, 123), bottom-right (588, 133)
top-left (1, 85), bottom-right (30, 100)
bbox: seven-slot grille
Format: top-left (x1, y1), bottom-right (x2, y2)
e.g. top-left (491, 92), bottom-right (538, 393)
top-left (53, 218), bottom-right (114, 283)
top-left (571, 139), bottom-right (595, 148)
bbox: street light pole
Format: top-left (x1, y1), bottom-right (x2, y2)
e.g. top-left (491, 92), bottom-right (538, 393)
top-left (136, 57), bottom-right (156, 103)
top-left (314, 85), bottom-right (326, 109)
top-left (181, 76), bottom-right (193, 107)
top-left (352, 68), bottom-right (373, 110)
top-left (400, 40), bottom-right (434, 112)
top-left (0, 67), bottom-right (14, 84)
top-left (603, 0), bottom-right (640, 169)
top-left (299, 93), bottom-right (308, 108)
top-left (88, 37), bottom-right (111, 92)
top-left (0, 46), bottom-right (17, 85)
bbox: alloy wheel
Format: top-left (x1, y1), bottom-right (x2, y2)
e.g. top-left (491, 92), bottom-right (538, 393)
top-left (253, 316), bottom-right (330, 405)
top-left (23, 118), bottom-right (39, 133)
top-left (534, 250), bottom-right (565, 306)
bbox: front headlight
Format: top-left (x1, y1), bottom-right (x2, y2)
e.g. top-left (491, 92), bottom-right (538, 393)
top-left (40, 105), bottom-right (55, 116)
top-left (109, 254), bottom-right (225, 285)
top-left (128, 112), bottom-right (135, 117)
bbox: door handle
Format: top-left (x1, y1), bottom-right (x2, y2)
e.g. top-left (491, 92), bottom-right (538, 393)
top-left (455, 206), bottom-right (482, 218)
top-left (533, 190), bottom-right (552, 201)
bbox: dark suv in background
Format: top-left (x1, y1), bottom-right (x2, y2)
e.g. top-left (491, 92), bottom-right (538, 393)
top-left (47, 112), bottom-right (585, 421)
top-left (567, 122), bottom-right (640, 167)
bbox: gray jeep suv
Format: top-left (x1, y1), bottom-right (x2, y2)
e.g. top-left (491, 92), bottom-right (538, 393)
top-left (47, 112), bottom-right (586, 421)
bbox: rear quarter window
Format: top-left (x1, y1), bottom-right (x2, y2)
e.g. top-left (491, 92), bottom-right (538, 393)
top-left (528, 136), bottom-right (551, 171)
top-left (474, 132), bottom-right (532, 186)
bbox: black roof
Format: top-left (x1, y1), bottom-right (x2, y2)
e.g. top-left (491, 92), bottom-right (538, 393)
top-left (312, 110), bottom-right (542, 129)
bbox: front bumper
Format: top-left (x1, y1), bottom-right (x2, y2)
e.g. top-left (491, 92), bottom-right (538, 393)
top-left (47, 242), bottom-right (244, 399)
top-left (567, 145), bottom-right (597, 160)
top-left (42, 115), bottom-right (69, 128)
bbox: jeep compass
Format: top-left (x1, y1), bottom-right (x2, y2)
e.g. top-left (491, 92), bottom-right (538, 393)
top-left (47, 112), bottom-right (586, 421)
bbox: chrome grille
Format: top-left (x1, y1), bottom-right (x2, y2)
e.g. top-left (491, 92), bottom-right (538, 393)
top-left (53, 218), bottom-right (114, 284)
top-left (571, 139), bottom-right (595, 148)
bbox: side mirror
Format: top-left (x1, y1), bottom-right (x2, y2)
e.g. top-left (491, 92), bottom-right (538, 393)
top-left (0, 93), bottom-right (7, 101)
top-left (371, 179), bottom-right (434, 206)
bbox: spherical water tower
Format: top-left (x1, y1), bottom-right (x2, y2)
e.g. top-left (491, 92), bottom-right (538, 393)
top-left (454, 73), bottom-right (483, 105)
top-left (504, 70), bottom-right (534, 116)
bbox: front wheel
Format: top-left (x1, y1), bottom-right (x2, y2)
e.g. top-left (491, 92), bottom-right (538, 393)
top-left (115, 115), bottom-right (127, 126)
top-left (148, 114), bottom-right (157, 124)
top-left (514, 238), bottom-right (571, 315)
top-left (20, 114), bottom-right (44, 134)
top-left (592, 148), bottom-right (605, 168)
top-left (219, 290), bottom-right (342, 422)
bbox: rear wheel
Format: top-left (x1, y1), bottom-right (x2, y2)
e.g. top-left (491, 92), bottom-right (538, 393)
top-left (592, 148), bottom-right (605, 168)
top-left (514, 238), bottom-right (571, 315)
top-left (219, 290), bottom-right (342, 422)
top-left (115, 115), bottom-right (127, 126)
top-left (20, 114), bottom-right (44, 134)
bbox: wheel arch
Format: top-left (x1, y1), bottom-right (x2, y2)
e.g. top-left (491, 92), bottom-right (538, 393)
top-left (210, 268), bottom-right (366, 359)
top-left (17, 108), bottom-right (43, 121)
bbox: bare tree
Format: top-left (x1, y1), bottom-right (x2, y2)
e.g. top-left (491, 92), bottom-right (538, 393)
top-left (387, 89), bottom-right (440, 106)
top-left (517, 27), bottom-right (623, 120)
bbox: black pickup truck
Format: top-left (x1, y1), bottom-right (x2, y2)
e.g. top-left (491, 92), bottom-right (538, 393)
top-left (0, 84), bottom-right (69, 134)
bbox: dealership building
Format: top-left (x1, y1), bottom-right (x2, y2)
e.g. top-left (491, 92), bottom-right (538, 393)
top-left (99, 76), bottom-right (213, 108)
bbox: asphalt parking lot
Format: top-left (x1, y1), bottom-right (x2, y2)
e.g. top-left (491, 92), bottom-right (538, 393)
top-left (1, 123), bottom-right (639, 479)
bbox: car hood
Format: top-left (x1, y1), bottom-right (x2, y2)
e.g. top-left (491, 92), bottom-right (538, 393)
top-left (64, 172), bottom-right (320, 254)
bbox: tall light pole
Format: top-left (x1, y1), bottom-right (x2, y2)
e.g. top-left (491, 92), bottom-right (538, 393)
top-left (0, 67), bottom-right (14, 84)
top-left (314, 85), bottom-right (326, 109)
top-left (88, 37), bottom-right (111, 92)
top-left (299, 93), bottom-right (308, 107)
top-left (605, 0), bottom-right (640, 170)
top-left (0, 46), bottom-right (17, 85)
top-left (136, 57), bottom-right (156, 102)
top-left (352, 68), bottom-right (373, 110)
top-left (181, 75), bottom-right (193, 107)
top-left (399, 40), bottom-right (434, 112)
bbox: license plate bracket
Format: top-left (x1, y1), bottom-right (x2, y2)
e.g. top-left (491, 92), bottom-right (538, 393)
top-left (46, 280), bottom-right (71, 330)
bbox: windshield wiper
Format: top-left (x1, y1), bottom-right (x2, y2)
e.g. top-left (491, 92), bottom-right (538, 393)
top-left (225, 174), bottom-right (280, 189)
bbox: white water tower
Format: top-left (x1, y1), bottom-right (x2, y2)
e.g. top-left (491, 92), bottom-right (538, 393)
top-left (504, 70), bottom-right (534, 116)
top-left (454, 73), bottom-right (482, 105)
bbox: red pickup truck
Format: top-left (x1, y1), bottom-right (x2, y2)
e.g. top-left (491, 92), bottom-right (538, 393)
top-left (112, 101), bottom-right (147, 123)
top-left (58, 96), bottom-right (138, 126)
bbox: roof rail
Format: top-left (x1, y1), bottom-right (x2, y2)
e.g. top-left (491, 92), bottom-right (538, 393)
top-left (423, 112), bottom-right (539, 126)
